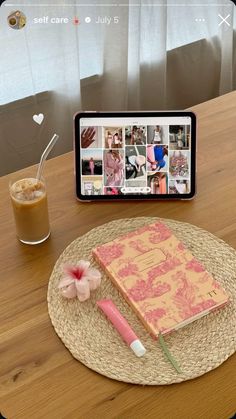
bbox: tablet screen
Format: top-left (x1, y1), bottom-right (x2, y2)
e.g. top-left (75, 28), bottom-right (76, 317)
top-left (78, 113), bottom-right (195, 199)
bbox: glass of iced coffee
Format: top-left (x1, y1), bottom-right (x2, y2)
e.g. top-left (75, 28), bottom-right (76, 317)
top-left (10, 177), bottom-right (50, 245)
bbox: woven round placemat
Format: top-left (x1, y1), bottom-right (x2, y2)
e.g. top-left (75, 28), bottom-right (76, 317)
top-left (47, 217), bottom-right (236, 385)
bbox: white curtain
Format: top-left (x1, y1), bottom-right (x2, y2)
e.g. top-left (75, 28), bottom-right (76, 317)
top-left (127, 0), bottom-right (167, 110)
top-left (166, 0), bottom-right (235, 108)
top-left (100, 0), bottom-right (234, 110)
top-left (0, 0), bottom-right (235, 174)
top-left (0, 0), bottom-right (83, 175)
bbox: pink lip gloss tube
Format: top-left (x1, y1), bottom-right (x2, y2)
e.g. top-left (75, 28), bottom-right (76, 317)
top-left (97, 299), bottom-right (146, 357)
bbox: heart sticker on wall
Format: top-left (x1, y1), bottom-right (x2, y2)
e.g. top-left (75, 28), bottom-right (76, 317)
top-left (33, 113), bottom-right (44, 125)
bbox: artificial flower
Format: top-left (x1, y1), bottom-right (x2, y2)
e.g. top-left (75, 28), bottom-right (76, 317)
top-left (58, 260), bottom-right (101, 301)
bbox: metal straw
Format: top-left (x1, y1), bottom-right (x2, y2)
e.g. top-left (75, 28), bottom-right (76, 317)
top-left (36, 134), bottom-right (59, 181)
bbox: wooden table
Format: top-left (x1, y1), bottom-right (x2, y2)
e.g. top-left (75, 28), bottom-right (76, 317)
top-left (0, 92), bottom-right (236, 419)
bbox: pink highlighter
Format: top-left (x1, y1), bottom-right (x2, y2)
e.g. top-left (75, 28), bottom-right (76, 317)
top-left (97, 299), bottom-right (146, 357)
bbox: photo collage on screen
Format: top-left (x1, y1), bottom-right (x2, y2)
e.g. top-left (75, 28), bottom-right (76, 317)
top-left (80, 122), bottom-right (191, 196)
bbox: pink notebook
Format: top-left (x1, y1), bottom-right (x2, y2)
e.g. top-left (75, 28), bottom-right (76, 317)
top-left (93, 222), bottom-right (229, 337)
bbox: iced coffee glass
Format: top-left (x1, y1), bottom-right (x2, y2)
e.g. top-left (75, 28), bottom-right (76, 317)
top-left (10, 177), bottom-right (50, 245)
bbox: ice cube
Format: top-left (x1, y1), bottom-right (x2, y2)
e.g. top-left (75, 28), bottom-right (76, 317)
top-left (34, 191), bottom-right (43, 198)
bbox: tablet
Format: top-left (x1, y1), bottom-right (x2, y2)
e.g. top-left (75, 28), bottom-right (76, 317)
top-left (74, 112), bottom-right (196, 201)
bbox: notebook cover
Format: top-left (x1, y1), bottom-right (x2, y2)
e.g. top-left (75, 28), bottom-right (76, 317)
top-left (93, 222), bottom-right (229, 337)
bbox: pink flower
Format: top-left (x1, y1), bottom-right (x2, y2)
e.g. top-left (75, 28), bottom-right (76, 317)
top-left (58, 260), bottom-right (101, 301)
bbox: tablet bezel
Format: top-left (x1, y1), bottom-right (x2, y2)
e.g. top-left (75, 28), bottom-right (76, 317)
top-left (74, 111), bottom-right (196, 201)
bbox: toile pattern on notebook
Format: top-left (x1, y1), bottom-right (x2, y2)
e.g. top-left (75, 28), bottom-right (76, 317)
top-left (93, 222), bottom-right (229, 336)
